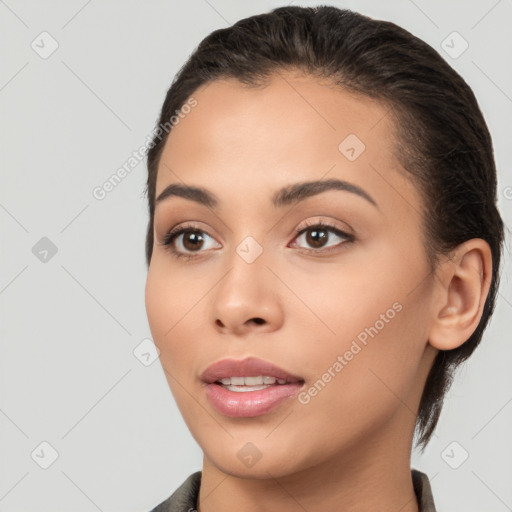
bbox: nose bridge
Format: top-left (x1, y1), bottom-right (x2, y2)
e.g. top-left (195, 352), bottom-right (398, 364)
top-left (210, 232), bottom-right (283, 333)
top-left (218, 233), bottom-right (269, 305)
top-left (235, 234), bottom-right (265, 266)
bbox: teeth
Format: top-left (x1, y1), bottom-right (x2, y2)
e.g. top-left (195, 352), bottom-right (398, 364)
top-left (244, 376), bottom-right (264, 385)
top-left (217, 376), bottom-right (289, 386)
top-left (224, 384), bottom-right (271, 392)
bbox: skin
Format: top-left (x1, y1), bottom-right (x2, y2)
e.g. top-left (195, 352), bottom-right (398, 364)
top-left (145, 70), bottom-right (492, 512)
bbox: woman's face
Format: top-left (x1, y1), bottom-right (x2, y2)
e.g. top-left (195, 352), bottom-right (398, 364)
top-left (145, 71), bottom-right (439, 477)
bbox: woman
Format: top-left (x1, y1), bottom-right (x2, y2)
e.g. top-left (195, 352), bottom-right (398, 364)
top-left (143, 6), bottom-right (504, 511)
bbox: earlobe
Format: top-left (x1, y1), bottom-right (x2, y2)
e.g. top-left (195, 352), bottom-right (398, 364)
top-left (428, 239), bottom-right (493, 351)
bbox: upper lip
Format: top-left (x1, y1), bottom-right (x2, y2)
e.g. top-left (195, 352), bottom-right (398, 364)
top-left (201, 356), bottom-right (305, 384)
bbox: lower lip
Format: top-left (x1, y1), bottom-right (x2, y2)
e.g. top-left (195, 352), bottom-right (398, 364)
top-left (204, 382), bottom-right (304, 417)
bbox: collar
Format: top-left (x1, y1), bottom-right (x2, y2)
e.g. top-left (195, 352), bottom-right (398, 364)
top-left (151, 468), bottom-right (437, 511)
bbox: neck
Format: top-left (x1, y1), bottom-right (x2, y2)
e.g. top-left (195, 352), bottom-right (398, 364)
top-left (197, 408), bottom-right (420, 512)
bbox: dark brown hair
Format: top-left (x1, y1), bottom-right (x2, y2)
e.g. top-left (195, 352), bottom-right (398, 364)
top-left (144, 5), bottom-right (504, 450)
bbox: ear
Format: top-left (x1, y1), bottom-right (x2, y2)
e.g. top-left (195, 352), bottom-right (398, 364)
top-left (428, 239), bottom-right (493, 351)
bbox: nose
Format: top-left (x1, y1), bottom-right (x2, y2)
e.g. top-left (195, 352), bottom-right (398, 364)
top-left (210, 251), bottom-right (284, 336)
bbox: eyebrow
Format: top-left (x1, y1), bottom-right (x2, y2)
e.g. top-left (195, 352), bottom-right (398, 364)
top-left (155, 178), bottom-right (377, 209)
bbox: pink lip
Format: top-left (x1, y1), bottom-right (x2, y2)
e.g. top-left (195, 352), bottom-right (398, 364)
top-left (204, 382), bottom-right (304, 417)
top-left (200, 356), bottom-right (304, 383)
top-left (201, 357), bottom-right (305, 418)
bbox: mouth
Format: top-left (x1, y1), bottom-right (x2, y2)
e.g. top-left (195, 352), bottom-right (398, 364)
top-left (213, 375), bottom-right (301, 392)
top-left (201, 356), bottom-right (304, 386)
top-left (200, 356), bottom-right (305, 417)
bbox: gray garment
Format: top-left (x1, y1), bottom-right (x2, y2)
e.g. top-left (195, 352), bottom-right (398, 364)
top-left (150, 468), bottom-right (436, 512)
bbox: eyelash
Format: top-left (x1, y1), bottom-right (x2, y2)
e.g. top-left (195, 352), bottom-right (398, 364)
top-left (159, 220), bottom-right (354, 261)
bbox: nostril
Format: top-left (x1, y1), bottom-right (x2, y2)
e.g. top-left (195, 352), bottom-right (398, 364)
top-left (215, 317), bottom-right (266, 329)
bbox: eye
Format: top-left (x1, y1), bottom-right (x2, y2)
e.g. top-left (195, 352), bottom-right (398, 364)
top-left (159, 224), bottom-right (221, 260)
top-left (290, 220), bottom-right (353, 253)
top-left (159, 219), bottom-right (353, 261)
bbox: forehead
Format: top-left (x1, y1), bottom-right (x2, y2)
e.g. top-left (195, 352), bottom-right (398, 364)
top-left (155, 71), bottom-right (407, 208)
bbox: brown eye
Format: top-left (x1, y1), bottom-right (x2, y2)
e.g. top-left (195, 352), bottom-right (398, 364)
top-left (292, 222), bottom-right (353, 252)
top-left (161, 225), bottom-right (222, 260)
top-left (305, 228), bottom-right (329, 248)
top-left (181, 231), bottom-right (205, 251)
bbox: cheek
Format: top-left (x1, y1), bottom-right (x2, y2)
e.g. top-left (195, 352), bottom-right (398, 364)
top-left (145, 255), bottom-right (203, 336)
top-left (145, 263), bottom-right (173, 342)
top-left (145, 258), bottom-right (212, 379)
top-left (318, 236), bottom-right (430, 342)
top-left (145, 261), bottom-right (187, 362)
top-left (291, 301), bottom-right (426, 452)
top-left (283, 250), bottom-right (410, 348)
top-left (287, 244), bottom-right (430, 409)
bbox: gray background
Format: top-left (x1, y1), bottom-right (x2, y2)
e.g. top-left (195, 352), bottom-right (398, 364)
top-left (1, 0), bottom-right (511, 510)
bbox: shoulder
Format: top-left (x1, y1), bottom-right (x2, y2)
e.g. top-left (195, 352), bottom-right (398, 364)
top-left (148, 471), bottom-right (202, 512)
